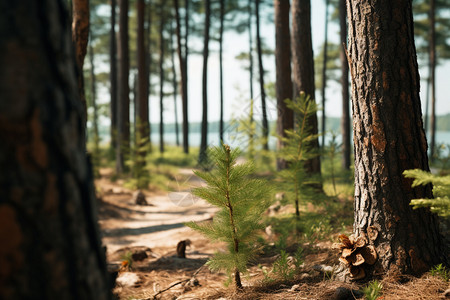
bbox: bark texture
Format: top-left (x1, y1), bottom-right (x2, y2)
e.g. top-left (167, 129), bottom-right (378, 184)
top-left (340, 0), bottom-right (351, 170)
top-left (274, 0), bottom-right (293, 170)
top-left (71, 0), bottom-right (90, 127)
top-left (0, 1), bottom-right (110, 298)
top-left (347, 0), bottom-right (447, 276)
top-left (291, 0), bottom-right (321, 176)
top-left (117, 0), bottom-right (130, 173)
top-left (429, 0), bottom-right (436, 160)
top-left (159, 3), bottom-right (165, 154)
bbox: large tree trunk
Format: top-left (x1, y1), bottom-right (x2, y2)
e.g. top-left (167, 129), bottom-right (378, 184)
top-left (347, 0), bottom-right (447, 278)
top-left (291, 0), bottom-right (321, 177)
top-left (219, 0), bottom-right (225, 144)
top-left (117, 0), bottom-right (130, 173)
top-left (72, 0), bottom-right (90, 127)
top-left (159, 3), bottom-right (165, 154)
top-left (199, 0), bottom-right (211, 164)
top-left (0, 1), bottom-right (111, 298)
top-left (174, 0), bottom-right (189, 154)
top-left (256, 0), bottom-right (269, 151)
top-left (321, 0), bottom-right (329, 148)
top-left (429, 0), bottom-right (436, 161)
top-left (110, 0), bottom-right (118, 154)
top-left (274, 0), bottom-right (293, 170)
top-left (339, 0), bottom-right (350, 170)
top-left (136, 0), bottom-right (149, 163)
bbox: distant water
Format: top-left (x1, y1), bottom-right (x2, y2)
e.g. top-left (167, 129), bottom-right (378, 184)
top-left (151, 130), bottom-right (450, 151)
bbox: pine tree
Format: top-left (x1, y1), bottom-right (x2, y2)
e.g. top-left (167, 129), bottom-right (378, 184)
top-left (186, 144), bottom-right (272, 289)
top-left (278, 92), bottom-right (322, 219)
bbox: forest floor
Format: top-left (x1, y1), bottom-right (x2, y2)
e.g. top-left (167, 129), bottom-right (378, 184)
top-left (96, 167), bottom-right (449, 300)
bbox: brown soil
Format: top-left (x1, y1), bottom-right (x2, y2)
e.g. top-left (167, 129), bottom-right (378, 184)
top-left (97, 168), bottom-right (449, 300)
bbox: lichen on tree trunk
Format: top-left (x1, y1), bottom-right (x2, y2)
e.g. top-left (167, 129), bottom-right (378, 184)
top-left (347, 0), bottom-right (447, 277)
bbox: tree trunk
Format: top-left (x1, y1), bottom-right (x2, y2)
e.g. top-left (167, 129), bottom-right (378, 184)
top-left (219, 0), bottom-right (225, 144)
top-left (339, 0), bottom-right (350, 170)
top-left (248, 0), bottom-right (254, 102)
top-left (199, 0), bottom-right (211, 164)
top-left (170, 20), bottom-right (180, 147)
top-left (347, 0), bottom-right (447, 277)
top-left (137, 0), bottom-right (149, 163)
top-left (291, 0), bottom-right (321, 177)
top-left (321, 0), bottom-right (329, 148)
top-left (174, 0), bottom-right (189, 154)
top-left (146, 1), bottom-right (153, 153)
top-left (110, 0), bottom-right (118, 153)
top-left (0, 1), bottom-right (111, 298)
top-left (159, 3), bottom-right (165, 154)
top-left (117, 0), bottom-right (130, 173)
top-left (72, 0), bottom-right (90, 128)
top-left (429, 0), bottom-right (436, 161)
top-left (256, 0), bottom-right (269, 151)
top-left (274, 0), bottom-right (293, 170)
top-left (89, 31), bottom-right (100, 174)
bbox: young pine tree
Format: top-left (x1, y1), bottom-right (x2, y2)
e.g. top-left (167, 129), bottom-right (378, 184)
top-left (186, 144), bottom-right (272, 289)
top-left (278, 92), bottom-right (322, 219)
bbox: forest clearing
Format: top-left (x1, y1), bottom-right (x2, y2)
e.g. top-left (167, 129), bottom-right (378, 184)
top-left (1, 0), bottom-right (450, 299)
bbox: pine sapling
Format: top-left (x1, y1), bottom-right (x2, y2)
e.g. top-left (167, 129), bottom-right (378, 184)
top-left (186, 144), bottom-right (272, 289)
top-left (278, 92), bottom-right (321, 219)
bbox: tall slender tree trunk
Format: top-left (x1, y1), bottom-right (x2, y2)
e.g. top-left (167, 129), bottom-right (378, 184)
top-left (274, 0), bottom-right (293, 171)
top-left (347, 0), bottom-right (446, 278)
top-left (219, 0), bottom-right (225, 144)
top-left (256, 0), bottom-right (269, 151)
top-left (89, 31), bottom-right (100, 172)
top-left (174, 0), bottom-right (189, 153)
top-left (72, 0), bottom-right (90, 129)
top-left (137, 0), bottom-right (149, 164)
top-left (110, 0), bottom-right (118, 153)
top-left (170, 20), bottom-right (180, 147)
top-left (146, 1), bottom-right (153, 152)
top-left (248, 0), bottom-right (254, 102)
top-left (291, 0), bottom-right (322, 177)
top-left (321, 0), bottom-right (329, 148)
top-left (117, 0), bottom-right (130, 173)
top-left (159, 4), bottom-right (165, 154)
top-left (429, 0), bottom-right (436, 161)
top-left (340, 0), bottom-right (350, 170)
top-left (0, 1), bottom-right (111, 298)
top-left (199, 0), bottom-right (211, 164)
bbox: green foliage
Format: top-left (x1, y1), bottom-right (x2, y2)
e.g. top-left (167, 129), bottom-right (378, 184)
top-left (186, 144), bottom-right (273, 288)
top-left (272, 250), bottom-right (295, 281)
top-left (278, 92), bottom-right (322, 219)
top-left (125, 120), bottom-right (151, 189)
top-left (121, 251), bottom-right (133, 270)
top-left (403, 169), bottom-right (450, 218)
top-left (363, 280), bottom-right (383, 300)
top-left (430, 264), bottom-right (450, 281)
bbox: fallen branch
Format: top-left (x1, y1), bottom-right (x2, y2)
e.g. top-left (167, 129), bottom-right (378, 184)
top-left (140, 263), bottom-right (206, 300)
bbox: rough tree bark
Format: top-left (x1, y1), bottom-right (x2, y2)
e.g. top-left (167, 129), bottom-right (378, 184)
top-left (72, 0), bottom-right (90, 127)
top-left (256, 0), bottom-right (269, 151)
top-left (274, 0), bottom-right (294, 170)
top-left (347, 0), bottom-right (447, 277)
top-left (340, 0), bottom-right (350, 170)
top-left (0, 1), bottom-right (111, 298)
top-left (137, 0), bottom-right (149, 162)
top-left (117, 0), bottom-right (130, 173)
top-left (199, 0), bottom-right (211, 164)
top-left (174, 0), bottom-right (189, 153)
top-left (291, 0), bottom-right (322, 177)
top-left (110, 0), bottom-right (118, 152)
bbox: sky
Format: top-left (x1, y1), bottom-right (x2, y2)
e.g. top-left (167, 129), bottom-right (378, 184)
top-left (137, 2), bottom-right (450, 125)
